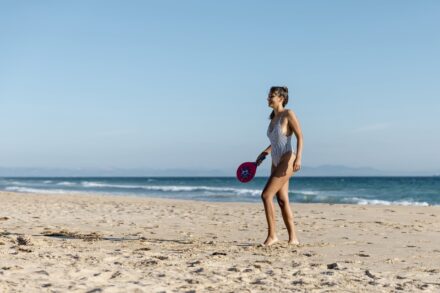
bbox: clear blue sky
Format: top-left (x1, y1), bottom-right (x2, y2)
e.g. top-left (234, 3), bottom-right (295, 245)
top-left (1, 1), bottom-right (439, 173)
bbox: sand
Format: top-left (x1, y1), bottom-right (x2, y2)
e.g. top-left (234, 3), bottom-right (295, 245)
top-left (1, 191), bottom-right (439, 292)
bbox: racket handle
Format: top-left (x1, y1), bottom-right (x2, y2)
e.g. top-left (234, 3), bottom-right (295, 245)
top-left (256, 153), bottom-right (267, 164)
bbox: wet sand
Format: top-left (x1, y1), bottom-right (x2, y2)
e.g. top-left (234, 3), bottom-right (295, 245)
top-left (1, 191), bottom-right (439, 292)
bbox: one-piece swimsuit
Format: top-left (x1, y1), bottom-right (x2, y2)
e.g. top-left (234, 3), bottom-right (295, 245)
top-left (267, 111), bottom-right (294, 167)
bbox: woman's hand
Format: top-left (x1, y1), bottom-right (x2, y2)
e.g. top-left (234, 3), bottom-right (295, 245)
top-left (293, 158), bottom-right (301, 172)
top-left (256, 152), bottom-right (268, 166)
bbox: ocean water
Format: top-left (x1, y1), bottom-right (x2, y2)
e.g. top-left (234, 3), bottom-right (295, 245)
top-left (0, 177), bottom-right (439, 206)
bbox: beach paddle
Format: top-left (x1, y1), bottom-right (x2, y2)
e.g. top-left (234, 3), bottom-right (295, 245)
top-left (236, 153), bottom-right (267, 183)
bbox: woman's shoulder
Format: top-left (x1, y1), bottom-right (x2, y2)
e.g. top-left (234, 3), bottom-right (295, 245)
top-left (284, 108), bottom-right (294, 116)
top-left (284, 109), bottom-right (298, 119)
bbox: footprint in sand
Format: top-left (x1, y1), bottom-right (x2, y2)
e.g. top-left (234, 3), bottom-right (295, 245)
top-left (251, 278), bottom-right (266, 285)
top-left (303, 252), bottom-right (315, 257)
top-left (187, 260), bottom-right (202, 267)
top-left (357, 252), bottom-right (370, 257)
top-left (34, 270), bottom-right (50, 276)
top-left (227, 267), bottom-right (240, 272)
top-left (109, 271), bottom-right (122, 279)
top-left (365, 269), bottom-right (378, 279)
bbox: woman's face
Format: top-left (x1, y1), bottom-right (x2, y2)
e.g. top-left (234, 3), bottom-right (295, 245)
top-left (267, 91), bottom-right (284, 108)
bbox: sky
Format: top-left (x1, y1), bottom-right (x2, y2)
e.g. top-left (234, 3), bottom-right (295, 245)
top-left (1, 1), bottom-right (439, 174)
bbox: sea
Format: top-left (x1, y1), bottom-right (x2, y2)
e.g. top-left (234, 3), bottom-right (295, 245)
top-left (1, 176), bottom-right (439, 206)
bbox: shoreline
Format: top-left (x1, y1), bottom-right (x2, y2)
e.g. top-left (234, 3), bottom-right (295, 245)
top-left (0, 190), bottom-right (436, 207)
top-left (1, 191), bottom-right (439, 292)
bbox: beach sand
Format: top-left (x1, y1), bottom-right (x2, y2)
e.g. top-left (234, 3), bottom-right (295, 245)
top-left (1, 191), bottom-right (439, 292)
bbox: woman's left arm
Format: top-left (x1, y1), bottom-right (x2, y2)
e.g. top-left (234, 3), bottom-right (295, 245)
top-left (286, 110), bottom-right (303, 172)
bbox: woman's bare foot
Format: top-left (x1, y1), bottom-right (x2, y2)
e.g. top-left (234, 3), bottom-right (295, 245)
top-left (263, 235), bottom-right (279, 246)
top-left (288, 238), bottom-right (300, 245)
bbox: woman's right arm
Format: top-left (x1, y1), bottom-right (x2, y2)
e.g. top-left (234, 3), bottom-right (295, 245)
top-left (263, 144), bottom-right (272, 154)
top-left (256, 145), bottom-right (271, 165)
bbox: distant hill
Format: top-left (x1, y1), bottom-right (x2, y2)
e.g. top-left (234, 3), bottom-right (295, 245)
top-left (259, 165), bottom-right (440, 177)
top-left (0, 166), bottom-right (438, 177)
top-left (293, 164), bottom-right (388, 176)
top-left (0, 167), bottom-right (228, 177)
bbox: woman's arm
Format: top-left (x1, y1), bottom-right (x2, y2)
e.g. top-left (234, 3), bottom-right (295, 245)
top-left (256, 144), bottom-right (272, 165)
top-left (263, 144), bottom-right (272, 154)
top-left (286, 110), bottom-right (303, 170)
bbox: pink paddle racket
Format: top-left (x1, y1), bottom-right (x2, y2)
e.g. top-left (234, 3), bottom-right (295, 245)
top-left (236, 154), bottom-right (267, 183)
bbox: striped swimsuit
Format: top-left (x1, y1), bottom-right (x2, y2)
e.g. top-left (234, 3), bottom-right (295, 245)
top-left (267, 112), bottom-right (294, 167)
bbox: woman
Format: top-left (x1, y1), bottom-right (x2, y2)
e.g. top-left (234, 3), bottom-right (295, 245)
top-left (256, 86), bottom-right (303, 246)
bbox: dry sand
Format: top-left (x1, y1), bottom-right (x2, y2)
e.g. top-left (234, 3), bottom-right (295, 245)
top-left (1, 191), bottom-right (439, 292)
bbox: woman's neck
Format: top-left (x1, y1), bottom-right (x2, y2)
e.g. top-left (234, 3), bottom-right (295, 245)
top-left (274, 107), bottom-right (285, 116)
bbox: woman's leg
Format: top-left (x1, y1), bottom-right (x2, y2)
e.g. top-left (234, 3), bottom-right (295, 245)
top-left (276, 179), bottom-right (299, 244)
top-left (261, 155), bottom-right (294, 246)
top-left (261, 164), bottom-right (278, 245)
